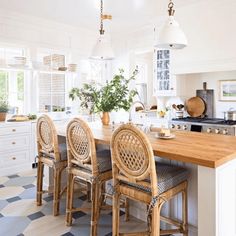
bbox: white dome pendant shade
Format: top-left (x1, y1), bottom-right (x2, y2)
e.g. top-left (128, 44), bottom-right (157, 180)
top-left (156, 0), bottom-right (188, 49)
top-left (157, 16), bottom-right (188, 49)
top-left (90, 0), bottom-right (114, 60)
top-left (91, 35), bottom-right (114, 60)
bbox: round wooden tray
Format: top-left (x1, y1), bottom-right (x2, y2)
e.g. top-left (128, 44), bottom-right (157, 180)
top-left (186, 96), bottom-right (205, 117)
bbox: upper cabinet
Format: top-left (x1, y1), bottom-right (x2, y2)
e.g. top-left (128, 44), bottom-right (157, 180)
top-left (153, 49), bottom-right (176, 97)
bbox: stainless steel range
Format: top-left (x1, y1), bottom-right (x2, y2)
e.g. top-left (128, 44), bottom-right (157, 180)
top-left (169, 117), bottom-right (236, 136)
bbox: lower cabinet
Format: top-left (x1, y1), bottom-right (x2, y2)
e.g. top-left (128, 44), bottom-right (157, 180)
top-left (0, 122), bottom-right (36, 176)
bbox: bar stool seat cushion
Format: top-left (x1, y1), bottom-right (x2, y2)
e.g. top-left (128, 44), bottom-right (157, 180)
top-left (73, 149), bottom-right (112, 174)
top-left (122, 162), bottom-right (189, 195)
top-left (40, 143), bottom-right (67, 161)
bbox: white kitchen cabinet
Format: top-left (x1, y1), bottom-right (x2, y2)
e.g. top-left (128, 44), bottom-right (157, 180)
top-left (153, 49), bottom-right (176, 97)
top-left (0, 122), bottom-right (35, 176)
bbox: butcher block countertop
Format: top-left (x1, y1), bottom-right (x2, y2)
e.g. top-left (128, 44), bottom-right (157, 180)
top-left (56, 122), bottom-right (236, 168)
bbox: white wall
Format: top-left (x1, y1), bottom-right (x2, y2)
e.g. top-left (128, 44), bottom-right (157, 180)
top-left (171, 0), bottom-right (236, 74)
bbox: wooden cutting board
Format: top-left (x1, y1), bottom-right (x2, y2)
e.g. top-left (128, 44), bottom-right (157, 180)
top-left (196, 89), bottom-right (214, 118)
top-left (186, 96), bottom-right (206, 117)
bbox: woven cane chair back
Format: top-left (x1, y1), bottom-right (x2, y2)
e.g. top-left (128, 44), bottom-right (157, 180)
top-left (66, 118), bottom-right (97, 171)
top-left (111, 124), bottom-right (157, 190)
top-left (37, 114), bottom-right (59, 161)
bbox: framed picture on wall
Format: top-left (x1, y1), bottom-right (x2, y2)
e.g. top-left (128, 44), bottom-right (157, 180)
top-left (219, 80), bottom-right (236, 101)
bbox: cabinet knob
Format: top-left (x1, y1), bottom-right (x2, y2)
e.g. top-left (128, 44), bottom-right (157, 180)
top-left (12, 142), bottom-right (16, 145)
top-left (12, 129), bottom-right (16, 132)
top-left (12, 157), bottom-right (16, 160)
top-left (207, 128), bottom-right (212, 133)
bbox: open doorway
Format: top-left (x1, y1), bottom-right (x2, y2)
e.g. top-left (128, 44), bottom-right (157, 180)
top-left (133, 50), bottom-right (156, 109)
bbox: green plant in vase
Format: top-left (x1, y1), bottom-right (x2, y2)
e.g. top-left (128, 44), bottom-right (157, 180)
top-left (0, 97), bottom-right (9, 122)
top-left (69, 69), bottom-right (138, 125)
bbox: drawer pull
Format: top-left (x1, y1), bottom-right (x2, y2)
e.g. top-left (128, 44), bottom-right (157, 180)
top-left (12, 129), bottom-right (16, 132)
top-left (12, 142), bottom-right (16, 145)
top-left (12, 157), bottom-right (16, 160)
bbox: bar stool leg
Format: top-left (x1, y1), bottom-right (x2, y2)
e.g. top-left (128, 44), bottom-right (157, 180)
top-left (91, 182), bottom-right (100, 236)
top-left (66, 173), bottom-right (74, 226)
top-left (124, 198), bottom-right (129, 222)
top-left (87, 182), bottom-right (91, 202)
top-left (53, 167), bottom-right (61, 216)
top-left (151, 206), bottom-right (161, 236)
top-left (182, 183), bottom-right (188, 236)
top-left (112, 192), bottom-right (120, 236)
top-left (36, 160), bottom-right (44, 206)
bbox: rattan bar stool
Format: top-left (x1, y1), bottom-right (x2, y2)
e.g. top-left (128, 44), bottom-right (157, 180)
top-left (111, 123), bottom-right (189, 236)
top-left (36, 114), bottom-right (68, 216)
top-left (66, 117), bottom-right (123, 236)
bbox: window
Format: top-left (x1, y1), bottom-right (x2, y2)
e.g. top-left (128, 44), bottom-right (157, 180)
top-left (0, 47), bottom-right (25, 65)
top-left (0, 71), bottom-right (8, 98)
top-left (135, 63), bottom-right (148, 105)
top-left (0, 70), bottom-right (26, 114)
top-left (17, 72), bottom-right (24, 101)
top-left (136, 63), bottom-right (148, 83)
top-left (38, 72), bottom-right (66, 112)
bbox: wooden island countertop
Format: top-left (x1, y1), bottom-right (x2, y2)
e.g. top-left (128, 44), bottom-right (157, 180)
top-left (56, 122), bottom-right (236, 168)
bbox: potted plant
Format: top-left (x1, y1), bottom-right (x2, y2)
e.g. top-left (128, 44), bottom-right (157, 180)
top-left (0, 98), bottom-right (9, 122)
top-left (69, 69), bottom-right (138, 125)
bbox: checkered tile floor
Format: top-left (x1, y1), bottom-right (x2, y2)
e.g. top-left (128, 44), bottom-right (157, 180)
top-left (0, 169), bottom-right (147, 236)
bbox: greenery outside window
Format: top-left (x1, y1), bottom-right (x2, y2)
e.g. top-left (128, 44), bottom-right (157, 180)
top-left (0, 70), bottom-right (25, 114)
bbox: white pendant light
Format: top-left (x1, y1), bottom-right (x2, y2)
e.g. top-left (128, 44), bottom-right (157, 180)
top-left (91, 35), bottom-right (114, 60)
top-left (156, 0), bottom-right (188, 49)
top-left (90, 0), bottom-right (114, 60)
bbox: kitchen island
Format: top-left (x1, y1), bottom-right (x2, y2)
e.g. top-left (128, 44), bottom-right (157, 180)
top-left (56, 121), bottom-right (236, 236)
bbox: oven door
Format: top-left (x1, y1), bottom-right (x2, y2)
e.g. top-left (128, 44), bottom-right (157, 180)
top-left (190, 125), bottom-right (202, 132)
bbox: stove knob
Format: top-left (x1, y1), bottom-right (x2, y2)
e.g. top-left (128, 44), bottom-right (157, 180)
top-left (177, 125), bottom-right (181, 129)
top-left (171, 124), bottom-right (175, 129)
top-left (207, 128), bottom-right (212, 133)
top-left (183, 125), bottom-right (187, 130)
top-left (222, 129), bottom-right (228, 135)
top-left (215, 129), bottom-right (220, 134)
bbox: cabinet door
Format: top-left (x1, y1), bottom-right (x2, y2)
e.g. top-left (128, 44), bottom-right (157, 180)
top-left (0, 150), bottom-right (30, 168)
top-left (153, 49), bottom-right (176, 97)
top-left (0, 135), bottom-right (30, 152)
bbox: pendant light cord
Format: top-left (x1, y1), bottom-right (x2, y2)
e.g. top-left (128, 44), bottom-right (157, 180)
top-left (100, 0), bottom-right (105, 35)
top-left (168, 0), bottom-right (175, 16)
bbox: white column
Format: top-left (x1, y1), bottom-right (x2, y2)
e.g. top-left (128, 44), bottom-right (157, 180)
top-left (198, 158), bottom-right (236, 236)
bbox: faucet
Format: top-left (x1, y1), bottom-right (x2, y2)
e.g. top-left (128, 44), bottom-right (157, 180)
top-left (128, 101), bottom-right (146, 123)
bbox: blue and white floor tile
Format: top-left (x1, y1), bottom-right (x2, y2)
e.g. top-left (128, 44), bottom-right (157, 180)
top-left (0, 170), bottom-right (147, 236)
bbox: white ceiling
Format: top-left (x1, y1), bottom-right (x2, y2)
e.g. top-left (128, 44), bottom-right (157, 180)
top-left (0, 0), bottom-right (201, 33)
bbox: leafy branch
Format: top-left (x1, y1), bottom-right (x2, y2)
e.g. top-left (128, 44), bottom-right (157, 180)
top-left (69, 69), bottom-right (138, 113)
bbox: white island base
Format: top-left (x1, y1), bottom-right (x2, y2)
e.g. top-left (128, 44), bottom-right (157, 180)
top-left (198, 158), bottom-right (236, 236)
